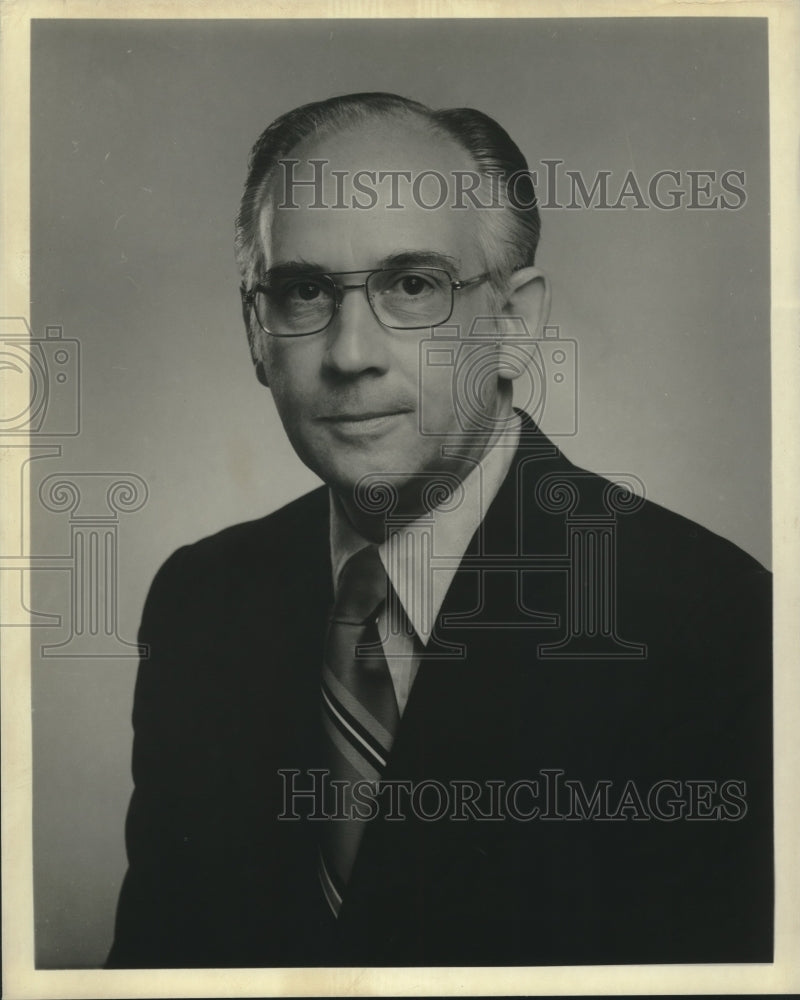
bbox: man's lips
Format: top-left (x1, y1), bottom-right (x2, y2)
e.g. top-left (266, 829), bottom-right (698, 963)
top-left (316, 408), bottom-right (412, 422)
top-left (314, 408), bottom-right (413, 436)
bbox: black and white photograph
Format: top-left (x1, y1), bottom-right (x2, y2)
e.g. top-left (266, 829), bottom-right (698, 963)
top-left (2, 2), bottom-right (798, 997)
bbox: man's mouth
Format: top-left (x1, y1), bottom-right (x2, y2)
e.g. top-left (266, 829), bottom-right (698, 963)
top-left (316, 409), bottom-right (412, 433)
top-left (319, 409), bottom-right (410, 422)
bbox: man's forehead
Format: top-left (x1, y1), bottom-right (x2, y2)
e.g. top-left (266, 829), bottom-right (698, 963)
top-left (285, 116), bottom-right (474, 185)
top-left (258, 118), bottom-right (485, 273)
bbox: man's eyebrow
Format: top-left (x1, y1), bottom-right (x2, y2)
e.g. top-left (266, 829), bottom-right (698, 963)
top-left (380, 250), bottom-right (461, 273)
top-left (263, 260), bottom-right (326, 280)
top-left (263, 251), bottom-right (462, 280)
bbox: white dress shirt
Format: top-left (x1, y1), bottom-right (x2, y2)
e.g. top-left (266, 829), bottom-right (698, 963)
top-left (329, 414), bottom-right (521, 715)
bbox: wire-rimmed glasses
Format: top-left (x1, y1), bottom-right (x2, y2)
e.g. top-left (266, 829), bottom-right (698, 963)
top-left (242, 267), bottom-right (491, 337)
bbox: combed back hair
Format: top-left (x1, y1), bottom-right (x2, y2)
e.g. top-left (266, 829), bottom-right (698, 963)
top-left (234, 92), bottom-right (541, 296)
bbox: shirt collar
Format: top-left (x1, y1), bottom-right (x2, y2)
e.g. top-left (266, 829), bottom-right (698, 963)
top-left (329, 413), bottom-right (521, 645)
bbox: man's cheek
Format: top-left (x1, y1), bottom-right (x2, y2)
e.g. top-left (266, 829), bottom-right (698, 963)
top-left (420, 368), bottom-right (460, 432)
top-left (268, 370), bottom-right (312, 418)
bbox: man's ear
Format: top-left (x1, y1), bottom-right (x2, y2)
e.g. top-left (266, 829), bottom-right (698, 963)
top-left (240, 286), bottom-right (270, 388)
top-left (502, 266), bottom-right (551, 336)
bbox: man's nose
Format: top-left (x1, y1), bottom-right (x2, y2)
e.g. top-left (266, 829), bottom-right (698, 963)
top-left (322, 286), bottom-right (389, 375)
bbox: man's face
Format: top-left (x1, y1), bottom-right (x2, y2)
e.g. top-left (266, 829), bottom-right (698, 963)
top-left (253, 119), bottom-right (511, 511)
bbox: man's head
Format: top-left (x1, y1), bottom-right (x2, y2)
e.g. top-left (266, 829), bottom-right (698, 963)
top-left (235, 93), bottom-right (550, 530)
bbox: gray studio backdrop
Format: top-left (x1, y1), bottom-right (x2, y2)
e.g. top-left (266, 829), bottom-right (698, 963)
top-left (28, 18), bottom-right (769, 967)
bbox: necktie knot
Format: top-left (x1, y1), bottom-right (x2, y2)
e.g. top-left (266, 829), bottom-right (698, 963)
top-left (333, 545), bottom-right (388, 625)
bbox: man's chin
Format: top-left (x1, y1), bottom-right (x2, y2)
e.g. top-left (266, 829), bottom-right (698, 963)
top-left (321, 466), bottom-right (406, 512)
top-left (305, 441), bottom-right (484, 507)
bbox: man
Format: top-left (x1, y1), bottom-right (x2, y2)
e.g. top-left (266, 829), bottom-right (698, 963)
top-left (107, 93), bottom-right (772, 968)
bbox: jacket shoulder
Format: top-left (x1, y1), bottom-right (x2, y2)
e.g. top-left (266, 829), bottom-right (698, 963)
top-left (159, 486), bottom-right (329, 577)
top-left (138, 487), bottom-right (330, 634)
top-left (513, 435), bottom-right (767, 577)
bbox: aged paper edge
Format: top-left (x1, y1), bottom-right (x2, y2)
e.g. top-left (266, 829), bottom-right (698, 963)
top-left (1, 0), bottom-right (798, 996)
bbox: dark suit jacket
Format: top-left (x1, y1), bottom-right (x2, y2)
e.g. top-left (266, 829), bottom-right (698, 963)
top-left (107, 416), bottom-right (772, 967)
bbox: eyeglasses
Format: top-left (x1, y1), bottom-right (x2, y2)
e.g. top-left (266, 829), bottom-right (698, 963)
top-left (242, 267), bottom-right (492, 337)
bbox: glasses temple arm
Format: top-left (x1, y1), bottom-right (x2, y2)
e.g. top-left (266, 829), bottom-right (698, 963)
top-left (451, 272), bottom-right (492, 291)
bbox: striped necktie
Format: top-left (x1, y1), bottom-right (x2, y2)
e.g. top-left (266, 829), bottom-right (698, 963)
top-left (318, 544), bottom-right (400, 917)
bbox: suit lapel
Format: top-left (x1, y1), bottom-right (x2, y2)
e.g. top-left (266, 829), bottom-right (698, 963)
top-left (386, 413), bottom-right (574, 768)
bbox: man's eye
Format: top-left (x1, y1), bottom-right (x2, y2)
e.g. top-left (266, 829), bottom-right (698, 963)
top-left (396, 273), bottom-right (434, 296)
top-left (288, 281), bottom-right (324, 302)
